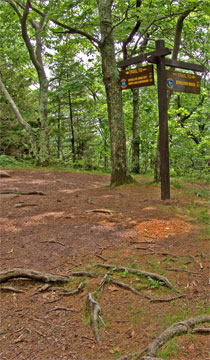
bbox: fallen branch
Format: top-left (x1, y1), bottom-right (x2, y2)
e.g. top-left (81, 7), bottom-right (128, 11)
top-left (85, 209), bottom-right (112, 215)
top-left (0, 268), bottom-right (73, 284)
top-left (88, 291), bottom-right (103, 344)
top-left (96, 264), bottom-right (177, 291)
top-left (117, 314), bottom-right (210, 360)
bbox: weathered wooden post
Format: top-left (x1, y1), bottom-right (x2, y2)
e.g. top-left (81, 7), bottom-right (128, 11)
top-left (117, 39), bottom-right (205, 201)
top-left (156, 39), bottom-right (170, 200)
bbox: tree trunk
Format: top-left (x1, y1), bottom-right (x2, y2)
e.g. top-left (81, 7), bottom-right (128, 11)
top-left (68, 90), bottom-right (76, 163)
top-left (57, 86), bottom-right (61, 159)
top-left (0, 75), bottom-right (38, 158)
top-left (97, 0), bottom-right (133, 186)
top-left (131, 88), bottom-right (140, 173)
top-left (20, 1), bottom-right (50, 165)
top-left (38, 75), bottom-right (49, 165)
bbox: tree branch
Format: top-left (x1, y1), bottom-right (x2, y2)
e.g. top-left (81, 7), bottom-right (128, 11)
top-left (28, 1), bottom-right (100, 48)
top-left (122, 1), bottom-right (142, 59)
top-left (0, 75), bottom-right (38, 157)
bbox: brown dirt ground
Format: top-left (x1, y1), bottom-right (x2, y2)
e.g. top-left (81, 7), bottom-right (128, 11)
top-left (0, 168), bottom-right (209, 360)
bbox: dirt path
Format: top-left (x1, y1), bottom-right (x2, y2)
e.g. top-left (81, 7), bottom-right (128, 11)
top-left (0, 169), bottom-right (209, 360)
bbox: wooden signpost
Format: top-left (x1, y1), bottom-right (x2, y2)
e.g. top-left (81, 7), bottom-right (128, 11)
top-left (117, 39), bottom-right (205, 200)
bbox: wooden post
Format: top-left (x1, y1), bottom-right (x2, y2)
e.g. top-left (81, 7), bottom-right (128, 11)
top-left (156, 39), bottom-right (170, 200)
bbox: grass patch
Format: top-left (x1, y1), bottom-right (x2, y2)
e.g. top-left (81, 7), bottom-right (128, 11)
top-left (158, 338), bottom-right (181, 359)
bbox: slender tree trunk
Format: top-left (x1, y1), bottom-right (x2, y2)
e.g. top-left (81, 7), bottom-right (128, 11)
top-left (131, 88), bottom-right (140, 173)
top-left (68, 90), bottom-right (76, 163)
top-left (21, 1), bottom-right (50, 165)
top-left (0, 75), bottom-right (38, 158)
top-left (38, 75), bottom-right (49, 165)
top-left (97, 0), bottom-right (133, 186)
top-left (57, 85), bottom-right (61, 159)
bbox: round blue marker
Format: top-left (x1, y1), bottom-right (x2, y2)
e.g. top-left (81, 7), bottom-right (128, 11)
top-left (167, 79), bottom-right (174, 88)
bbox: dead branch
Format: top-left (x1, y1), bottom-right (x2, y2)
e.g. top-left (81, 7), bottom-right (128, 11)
top-left (85, 208), bottom-right (112, 214)
top-left (117, 314), bottom-right (210, 360)
top-left (0, 286), bottom-right (25, 293)
top-left (96, 264), bottom-right (177, 291)
top-left (88, 292), bottom-right (103, 344)
top-left (60, 281), bottom-right (86, 296)
top-left (0, 268), bottom-right (73, 284)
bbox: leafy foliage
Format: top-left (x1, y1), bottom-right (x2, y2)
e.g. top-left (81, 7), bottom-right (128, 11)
top-left (0, 0), bottom-right (209, 178)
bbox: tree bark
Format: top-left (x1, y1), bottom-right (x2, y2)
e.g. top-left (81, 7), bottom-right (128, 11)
top-left (68, 90), bottom-right (76, 163)
top-left (20, 0), bottom-right (50, 165)
top-left (97, 0), bottom-right (133, 186)
top-left (57, 83), bottom-right (61, 159)
top-left (0, 75), bottom-right (38, 158)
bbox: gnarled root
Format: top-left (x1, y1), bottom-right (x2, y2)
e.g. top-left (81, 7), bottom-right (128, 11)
top-left (117, 314), bottom-right (210, 360)
top-left (88, 291), bottom-right (104, 345)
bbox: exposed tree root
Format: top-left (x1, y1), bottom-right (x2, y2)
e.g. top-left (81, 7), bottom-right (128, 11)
top-left (109, 279), bottom-right (151, 300)
top-left (0, 190), bottom-right (45, 195)
top-left (149, 294), bottom-right (185, 303)
top-left (0, 286), bottom-right (25, 293)
top-left (191, 327), bottom-right (210, 334)
top-left (60, 281), bottom-right (86, 296)
top-left (69, 271), bottom-right (98, 278)
top-left (96, 264), bottom-right (177, 291)
top-left (165, 266), bottom-right (201, 275)
top-left (88, 291), bottom-right (104, 344)
top-left (117, 314), bottom-right (210, 360)
top-left (85, 208), bottom-right (112, 214)
top-left (0, 268), bottom-right (73, 284)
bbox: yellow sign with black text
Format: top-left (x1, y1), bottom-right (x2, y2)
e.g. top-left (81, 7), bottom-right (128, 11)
top-left (166, 70), bottom-right (200, 94)
top-left (120, 65), bottom-right (154, 90)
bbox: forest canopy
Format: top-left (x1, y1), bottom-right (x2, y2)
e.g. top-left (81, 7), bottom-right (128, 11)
top-left (0, 0), bottom-right (209, 183)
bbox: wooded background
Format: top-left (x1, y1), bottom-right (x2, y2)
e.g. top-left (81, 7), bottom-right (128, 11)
top-left (0, 0), bottom-right (209, 184)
